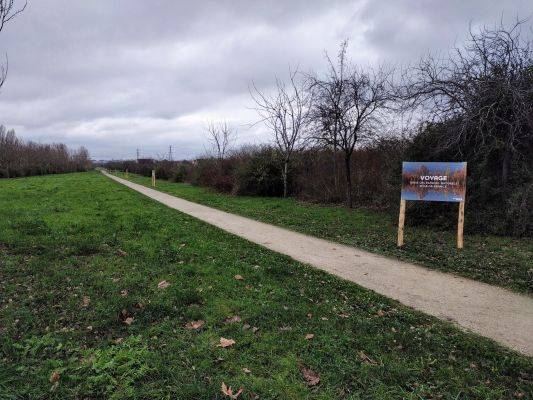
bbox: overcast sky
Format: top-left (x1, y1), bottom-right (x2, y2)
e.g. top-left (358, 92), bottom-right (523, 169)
top-left (0, 1), bottom-right (531, 160)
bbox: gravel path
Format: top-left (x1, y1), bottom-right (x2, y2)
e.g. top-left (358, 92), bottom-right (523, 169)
top-left (103, 171), bottom-right (533, 356)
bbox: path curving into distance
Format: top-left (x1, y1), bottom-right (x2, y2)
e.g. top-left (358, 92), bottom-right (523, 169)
top-left (102, 170), bottom-right (533, 356)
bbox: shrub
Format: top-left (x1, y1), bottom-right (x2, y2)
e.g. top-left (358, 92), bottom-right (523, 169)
top-left (234, 147), bottom-right (284, 196)
top-left (402, 122), bottom-right (533, 236)
top-left (172, 164), bottom-right (188, 183)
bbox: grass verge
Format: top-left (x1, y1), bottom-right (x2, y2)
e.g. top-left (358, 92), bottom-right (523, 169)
top-left (112, 171), bottom-right (532, 294)
top-left (0, 172), bottom-right (531, 399)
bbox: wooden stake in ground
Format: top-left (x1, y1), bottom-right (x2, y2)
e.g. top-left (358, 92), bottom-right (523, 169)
top-left (397, 199), bottom-right (406, 247)
top-left (151, 170), bottom-right (156, 187)
top-left (457, 201), bottom-right (465, 249)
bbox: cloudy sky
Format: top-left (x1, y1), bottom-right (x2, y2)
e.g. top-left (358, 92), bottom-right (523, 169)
top-left (0, 1), bottom-right (531, 160)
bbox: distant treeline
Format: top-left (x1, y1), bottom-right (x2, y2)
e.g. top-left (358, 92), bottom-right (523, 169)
top-left (0, 126), bottom-right (92, 178)
top-left (104, 139), bottom-right (403, 207)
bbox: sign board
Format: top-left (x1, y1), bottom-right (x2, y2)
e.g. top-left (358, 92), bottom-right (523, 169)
top-left (401, 162), bottom-right (467, 202)
top-left (397, 161), bottom-right (467, 249)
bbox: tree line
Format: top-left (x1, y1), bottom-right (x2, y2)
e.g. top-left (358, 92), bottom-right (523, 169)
top-left (0, 126), bottom-right (92, 178)
top-left (107, 20), bottom-right (532, 236)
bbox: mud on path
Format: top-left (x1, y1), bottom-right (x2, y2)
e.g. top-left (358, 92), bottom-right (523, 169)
top-left (103, 170), bottom-right (533, 356)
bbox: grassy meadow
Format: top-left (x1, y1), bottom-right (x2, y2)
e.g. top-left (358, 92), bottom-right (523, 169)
top-left (0, 171), bottom-right (531, 399)
top-left (112, 172), bottom-right (533, 294)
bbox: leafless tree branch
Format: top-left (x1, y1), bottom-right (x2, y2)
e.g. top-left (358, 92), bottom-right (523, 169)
top-left (308, 41), bottom-right (396, 206)
top-left (398, 18), bottom-right (533, 185)
top-left (250, 67), bottom-right (312, 197)
top-left (205, 120), bottom-right (236, 160)
top-left (0, 0), bottom-right (26, 90)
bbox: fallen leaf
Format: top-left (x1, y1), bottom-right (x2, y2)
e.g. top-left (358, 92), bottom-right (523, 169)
top-left (49, 371), bottom-right (60, 384)
top-left (124, 317), bottom-right (134, 326)
top-left (376, 310), bottom-right (385, 317)
top-left (185, 320), bottom-right (205, 330)
top-left (116, 249), bottom-right (127, 257)
top-left (300, 366), bottom-right (320, 386)
top-left (223, 315), bottom-right (242, 324)
top-left (113, 337), bottom-right (123, 344)
top-left (243, 368), bottom-right (251, 374)
top-left (218, 337), bottom-right (236, 348)
top-left (221, 382), bottom-right (243, 399)
top-left (120, 289), bottom-right (128, 297)
top-left (358, 350), bottom-right (378, 365)
top-left (305, 333), bottom-right (314, 340)
top-left (81, 296), bottom-right (90, 308)
top-left (234, 274), bottom-right (244, 281)
top-left (157, 280), bottom-right (170, 289)
top-left (79, 355), bottom-right (95, 365)
top-left (118, 308), bottom-right (131, 321)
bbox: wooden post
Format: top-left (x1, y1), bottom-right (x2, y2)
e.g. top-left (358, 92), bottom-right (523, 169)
top-left (397, 199), bottom-right (406, 247)
top-left (125, 169), bottom-right (129, 178)
top-left (151, 170), bottom-right (156, 187)
top-left (457, 201), bottom-right (465, 249)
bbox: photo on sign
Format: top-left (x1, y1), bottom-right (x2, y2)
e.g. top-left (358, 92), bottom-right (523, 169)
top-left (401, 162), bottom-right (467, 202)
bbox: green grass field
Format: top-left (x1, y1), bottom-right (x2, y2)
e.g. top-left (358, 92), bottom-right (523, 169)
top-left (112, 171), bottom-right (533, 294)
top-left (0, 172), bottom-right (531, 399)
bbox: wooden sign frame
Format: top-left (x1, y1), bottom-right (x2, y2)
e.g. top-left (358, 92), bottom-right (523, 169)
top-left (397, 199), bottom-right (465, 249)
top-left (397, 162), bottom-right (467, 249)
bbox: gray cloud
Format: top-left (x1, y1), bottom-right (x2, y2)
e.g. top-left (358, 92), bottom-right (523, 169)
top-left (0, 0), bottom-right (531, 159)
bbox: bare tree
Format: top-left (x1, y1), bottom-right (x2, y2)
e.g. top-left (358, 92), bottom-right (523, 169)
top-left (399, 19), bottom-right (533, 186)
top-left (205, 120), bottom-right (236, 160)
top-left (308, 41), bottom-right (349, 195)
top-left (310, 43), bottom-right (395, 207)
top-left (251, 68), bottom-right (312, 197)
top-left (0, 0), bottom-right (27, 89)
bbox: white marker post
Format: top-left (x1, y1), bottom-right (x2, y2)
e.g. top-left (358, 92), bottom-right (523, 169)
top-left (151, 170), bottom-right (156, 187)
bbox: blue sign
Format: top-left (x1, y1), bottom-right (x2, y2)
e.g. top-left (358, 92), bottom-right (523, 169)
top-left (401, 162), bottom-right (467, 202)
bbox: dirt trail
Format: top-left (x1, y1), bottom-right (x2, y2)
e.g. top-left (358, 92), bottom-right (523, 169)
top-left (102, 171), bottom-right (533, 356)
